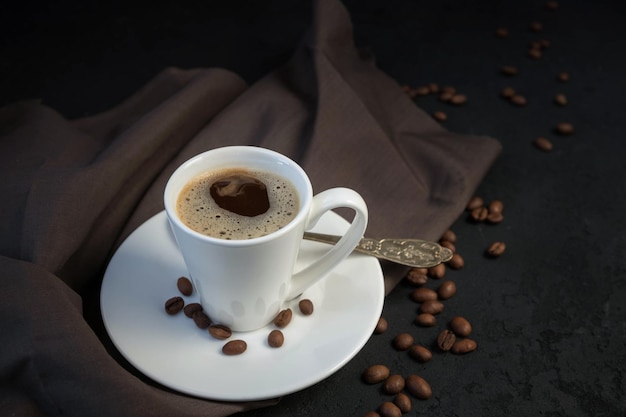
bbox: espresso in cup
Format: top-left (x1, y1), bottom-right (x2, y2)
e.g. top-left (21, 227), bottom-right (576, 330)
top-left (176, 168), bottom-right (299, 240)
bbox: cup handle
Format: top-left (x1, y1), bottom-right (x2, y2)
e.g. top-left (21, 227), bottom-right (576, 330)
top-left (286, 187), bottom-right (368, 299)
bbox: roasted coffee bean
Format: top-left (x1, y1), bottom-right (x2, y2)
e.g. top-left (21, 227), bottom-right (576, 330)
top-left (165, 296), bottom-right (184, 315)
top-left (447, 253), bottom-right (464, 270)
top-left (362, 365), bottom-right (390, 384)
top-left (450, 94), bottom-right (467, 105)
top-left (441, 85), bottom-right (456, 95)
top-left (408, 345), bottom-right (432, 363)
top-left (273, 308), bottom-right (293, 328)
top-left (378, 402), bottom-right (402, 417)
top-left (555, 122), bottom-right (574, 135)
top-left (487, 212), bottom-right (504, 224)
top-left (413, 85), bottom-right (431, 96)
top-left (208, 324), bottom-right (232, 340)
top-left (466, 196), bottom-right (484, 211)
top-left (268, 329), bottom-right (284, 348)
top-left (415, 313), bottom-right (437, 327)
top-left (410, 287), bottom-right (438, 303)
top-left (441, 229), bottom-right (457, 243)
top-left (501, 65), bottom-right (519, 76)
top-left (384, 374), bottom-right (406, 395)
top-left (192, 311), bottom-right (211, 329)
top-left (437, 329), bottom-right (456, 351)
top-left (406, 268), bottom-right (428, 286)
top-left (362, 412), bottom-right (380, 417)
top-left (510, 94), bottom-right (527, 106)
top-left (427, 82), bottom-right (440, 94)
top-left (486, 241), bottom-right (506, 257)
top-left (452, 338), bottom-right (478, 354)
top-left (176, 276), bottom-right (193, 296)
top-left (528, 48), bottom-right (542, 60)
top-left (495, 27), bottom-right (509, 38)
top-left (470, 206), bottom-right (488, 222)
top-left (222, 339), bottom-right (247, 355)
top-left (420, 300), bottom-right (444, 315)
top-left (298, 299), bottom-right (314, 315)
top-left (437, 280), bottom-right (457, 300)
top-left (405, 374), bottom-right (432, 400)
top-left (439, 91), bottom-right (454, 102)
top-left (554, 93), bottom-right (567, 106)
top-left (428, 263), bottom-right (446, 279)
top-left (183, 302), bottom-right (202, 318)
top-left (557, 71), bottom-right (570, 82)
top-left (488, 200), bottom-right (504, 214)
top-left (432, 111), bottom-right (447, 122)
top-left (529, 21), bottom-right (543, 32)
top-left (392, 333), bottom-right (414, 351)
top-left (440, 240), bottom-right (456, 253)
top-left (450, 316), bottom-right (472, 337)
top-left (534, 137), bottom-right (553, 152)
top-left (374, 317), bottom-right (388, 334)
top-left (394, 392), bottom-right (411, 413)
top-left (546, 1), bottom-right (559, 10)
top-left (539, 39), bottom-right (551, 49)
top-left (500, 87), bottom-right (516, 99)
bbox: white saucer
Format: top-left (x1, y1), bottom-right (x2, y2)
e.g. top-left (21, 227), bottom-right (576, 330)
top-left (100, 210), bottom-right (384, 401)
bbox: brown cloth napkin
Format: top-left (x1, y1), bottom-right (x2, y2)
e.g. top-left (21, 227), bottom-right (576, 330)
top-left (0, 0), bottom-right (501, 416)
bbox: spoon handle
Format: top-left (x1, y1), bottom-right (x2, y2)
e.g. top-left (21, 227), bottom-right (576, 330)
top-left (303, 232), bottom-right (453, 268)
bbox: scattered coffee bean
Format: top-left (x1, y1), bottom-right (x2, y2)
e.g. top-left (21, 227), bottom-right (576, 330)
top-left (486, 241), bottom-right (506, 257)
top-left (406, 268), bottom-right (428, 286)
top-left (165, 296), bottom-right (184, 315)
top-left (408, 345), bottom-right (432, 363)
top-left (528, 48), bottom-right (542, 60)
top-left (415, 313), bottom-right (437, 327)
top-left (222, 339), bottom-right (247, 355)
top-left (539, 39), bottom-right (551, 49)
top-left (268, 329), bottom-right (284, 348)
top-left (413, 85), bottom-right (430, 96)
top-left (362, 412), bottom-right (380, 417)
top-left (466, 196), bottom-right (484, 211)
top-left (384, 374), bottom-right (406, 395)
top-left (298, 299), bottom-right (314, 315)
top-left (545, 1), bottom-right (559, 11)
top-left (441, 85), bottom-right (456, 94)
top-left (510, 94), bottom-right (527, 106)
top-left (447, 253), bottom-right (464, 270)
top-left (450, 94), bottom-right (467, 105)
top-left (183, 302), bottom-right (202, 318)
top-left (375, 317), bottom-right (388, 334)
top-left (428, 263), bottom-right (446, 279)
top-left (273, 308), bottom-right (293, 328)
top-left (486, 212), bottom-right (504, 224)
top-left (452, 338), bottom-right (478, 354)
top-left (362, 365), bottom-right (390, 384)
top-left (437, 329), bottom-right (456, 351)
top-left (437, 280), bottom-right (457, 300)
top-left (432, 111), bottom-right (447, 122)
top-left (488, 200), bottom-right (504, 214)
top-left (405, 374), bottom-right (432, 400)
top-left (529, 21), bottom-right (543, 32)
top-left (401, 85), bottom-right (411, 94)
top-left (411, 287), bottom-right (438, 303)
top-left (208, 324), bottom-right (232, 340)
top-left (441, 229), bottom-right (457, 243)
top-left (439, 91), bottom-right (454, 102)
top-left (554, 93), bottom-right (567, 106)
top-left (378, 402), bottom-right (402, 417)
top-left (427, 82), bottom-right (440, 94)
top-left (394, 392), bottom-right (412, 413)
top-left (529, 40), bottom-right (542, 50)
top-left (176, 276), bottom-right (193, 296)
top-left (470, 206), bottom-right (488, 222)
top-left (555, 122), bottom-right (574, 135)
top-left (419, 300), bottom-right (444, 315)
top-left (501, 65), bottom-right (519, 76)
top-left (392, 333), bottom-right (414, 351)
top-left (557, 71), bottom-right (570, 82)
top-left (534, 137), bottom-right (553, 152)
top-left (439, 240), bottom-right (456, 253)
top-left (192, 310), bottom-right (211, 329)
top-left (495, 27), bottom-right (509, 38)
top-left (450, 316), bottom-right (473, 337)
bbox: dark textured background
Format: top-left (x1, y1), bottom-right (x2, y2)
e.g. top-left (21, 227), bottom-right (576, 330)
top-left (3, 0), bottom-right (625, 416)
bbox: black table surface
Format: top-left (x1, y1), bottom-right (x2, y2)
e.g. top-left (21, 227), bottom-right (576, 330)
top-left (3, 1), bottom-right (625, 416)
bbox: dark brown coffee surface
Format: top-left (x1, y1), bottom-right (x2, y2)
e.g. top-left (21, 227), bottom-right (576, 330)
top-left (209, 174), bottom-right (270, 217)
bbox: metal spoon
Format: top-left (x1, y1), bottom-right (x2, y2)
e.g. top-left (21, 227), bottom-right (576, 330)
top-left (303, 232), bottom-right (453, 268)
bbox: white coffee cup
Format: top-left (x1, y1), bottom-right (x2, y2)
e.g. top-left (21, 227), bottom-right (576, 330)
top-left (164, 146), bottom-right (368, 331)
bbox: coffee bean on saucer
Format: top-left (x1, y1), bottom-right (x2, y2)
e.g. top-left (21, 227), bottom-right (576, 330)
top-left (268, 330), bottom-right (284, 348)
top-left (176, 276), bottom-right (193, 296)
top-left (165, 296), bottom-right (184, 315)
top-left (450, 316), bottom-right (472, 337)
top-left (410, 287), bottom-right (438, 303)
top-left (183, 302), bottom-right (202, 318)
top-left (392, 333), bottom-right (414, 351)
top-left (408, 345), bottom-right (432, 363)
top-left (298, 299), bottom-right (314, 315)
top-left (406, 268), bottom-right (428, 286)
top-left (447, 253), bottom-right (464, 270)
top-left (394, 393), bottom-right (412, 413)
top-left (428, 263), bottom-right (446, 279)
top-left (405, 374), bottom-right (432, 400)
top-left (437, 280), bottom-right (457, 300)
top-left (362, 365), bottom-right (390, 384)
top-left (192, 311), bottom-right (211, 329)
top-left (419, 300), bottom-right (444, 315)
top-left (415, 313), bottom-right (436, 327)
top-left (437, 329), bottom-right (456, 351)
top-left (534, 137), bottom-right (553, 152)
top-left (555, 122), bottom-right (574, 135)
top-left (452, 338), bottom-right (478, 354)
top-left (273, 308), bottom-right (293, 328)
top-left (374, 317), bottom-right (388, 334)
top-left (378, 401), bottom-right (402, 417)
top-left (486, 241), bottom-right (506, 257)
top-left (222, 339), bottom-right (247, 355)
top-left (384, 374), bottom-right (406, 395)
top-left (208, 324), bottom-right (232, 340)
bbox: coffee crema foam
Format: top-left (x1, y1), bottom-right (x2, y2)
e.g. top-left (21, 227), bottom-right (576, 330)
top-left (176, 168), bottom-right (299, 240)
